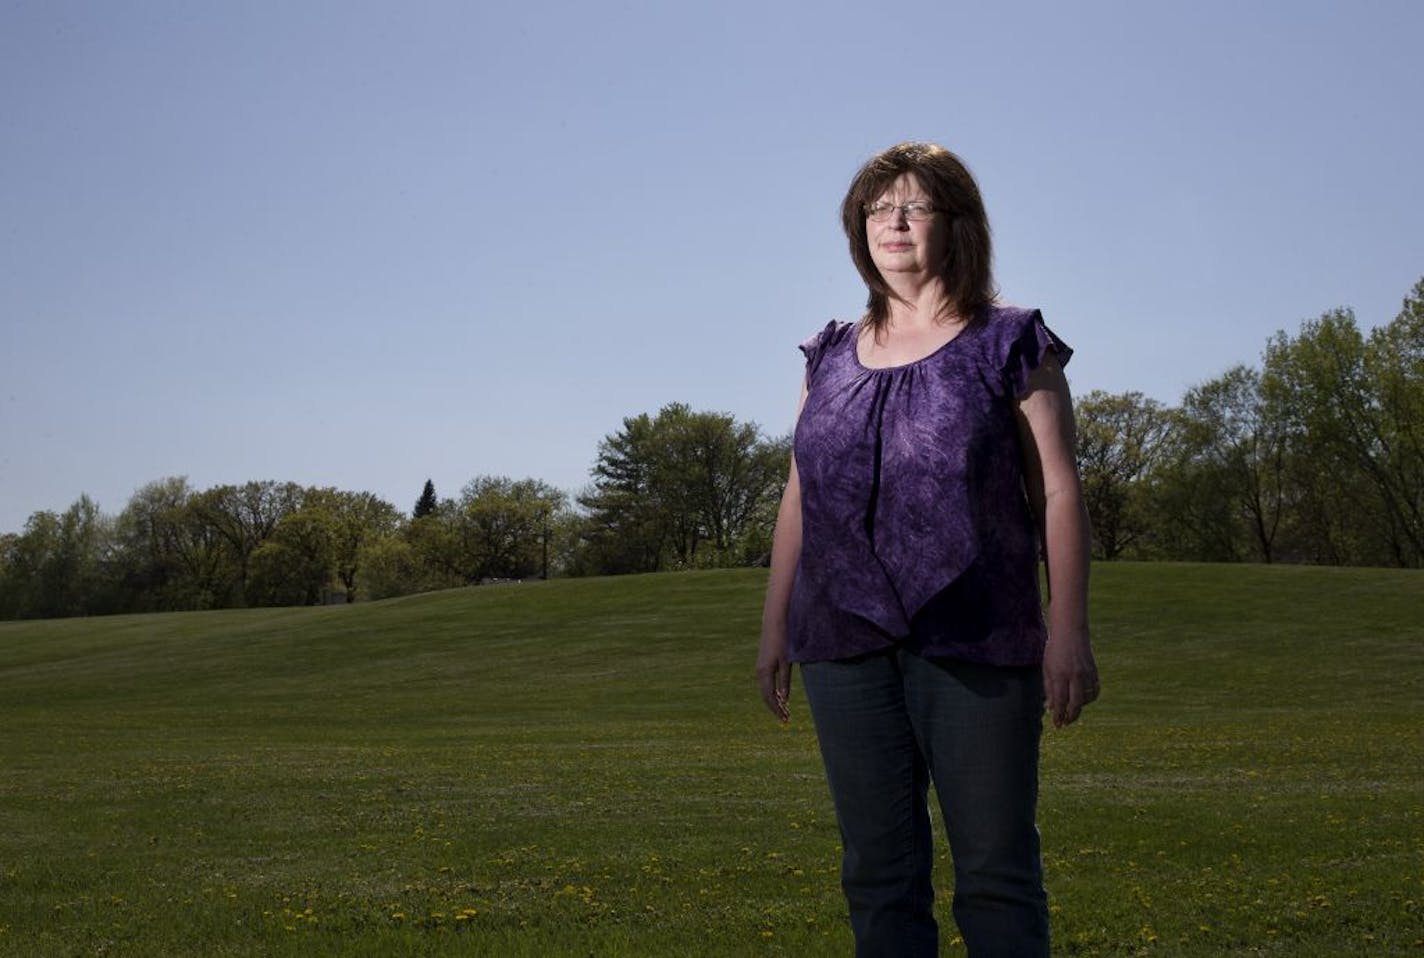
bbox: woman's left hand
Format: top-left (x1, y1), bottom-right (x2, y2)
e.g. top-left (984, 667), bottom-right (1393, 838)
top-left (1016, 351), bottom-right (1098, 729)
top-left (1042, 629), bottom-right (1099, 728)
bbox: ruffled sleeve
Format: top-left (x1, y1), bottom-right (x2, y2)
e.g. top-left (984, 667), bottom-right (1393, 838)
top-left (1001, 308), bottom-right (1072, 397)
top-left (798, 319), bottom-right (843, 387)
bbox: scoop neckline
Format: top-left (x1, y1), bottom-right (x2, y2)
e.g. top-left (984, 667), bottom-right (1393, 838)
top-left (850, 308), bottom-right (986, 373)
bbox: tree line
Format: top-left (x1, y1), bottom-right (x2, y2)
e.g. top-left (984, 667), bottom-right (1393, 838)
top-left (2, 279), bottom-right (1420, 620)
top-left (1078, 278), bottom-right (1422, 567)
top-left (0, 403), bottom-right (788, 619)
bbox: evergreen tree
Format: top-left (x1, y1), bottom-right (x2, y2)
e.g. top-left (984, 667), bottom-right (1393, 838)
top-left (413, 479), bottom-right (438, 519)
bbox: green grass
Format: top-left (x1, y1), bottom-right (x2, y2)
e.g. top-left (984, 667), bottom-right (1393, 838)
top-left (0, 564), bottom-right (1420, 956)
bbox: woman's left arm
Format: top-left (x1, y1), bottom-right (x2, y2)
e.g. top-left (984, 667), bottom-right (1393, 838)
top-left (1015, 350), bottom-right (1100, 728)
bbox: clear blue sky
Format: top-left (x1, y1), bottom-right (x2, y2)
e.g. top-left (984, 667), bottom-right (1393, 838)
top-left (3, 0), bottom-right (1421, 534)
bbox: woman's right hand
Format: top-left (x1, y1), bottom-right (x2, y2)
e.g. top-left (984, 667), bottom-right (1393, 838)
top-left (756, 627), bottom-right (792, 723)
top-left (757, 383), bottom-right (807, 725)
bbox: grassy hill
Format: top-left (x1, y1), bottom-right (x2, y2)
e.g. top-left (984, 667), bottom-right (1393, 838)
top-left (0, 564), bottom-right (1419, 956)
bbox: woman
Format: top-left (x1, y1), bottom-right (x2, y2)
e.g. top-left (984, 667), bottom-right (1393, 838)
top-left (757, 142), bottom-right (1099, 957)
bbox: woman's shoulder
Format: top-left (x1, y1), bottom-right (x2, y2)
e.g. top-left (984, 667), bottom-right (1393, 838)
top-left (799, 318), bottom-right (857, 354)
top-left (976, 302), bottom-right (1057, 350)
top-left (979, 302), bottom-right (1072, 392)
top-left (981, 302), bottom-right (1045, 332)
top-left (798, 319), bottom-right (857, 385)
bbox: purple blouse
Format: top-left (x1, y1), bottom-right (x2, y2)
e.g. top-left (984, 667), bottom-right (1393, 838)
top-left (787, 304), bottom-right (1071, 666)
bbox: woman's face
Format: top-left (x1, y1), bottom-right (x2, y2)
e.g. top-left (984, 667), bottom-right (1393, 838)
top-left (865, 173), bottom-right (947, 281)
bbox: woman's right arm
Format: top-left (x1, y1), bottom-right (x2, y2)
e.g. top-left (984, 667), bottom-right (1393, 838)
top-left (757, 383), bottom-right (808, 723)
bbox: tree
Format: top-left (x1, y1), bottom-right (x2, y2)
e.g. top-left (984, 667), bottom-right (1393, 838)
top-left (578, 412), bottom-right (668, 573)
top-left (1155, 366), bottom-right (1287, 562)
top-left (0, 533), bottom-right (20, 619)
top-left (311, 488), bottom-right (403, 601)
top-left (0, 496), bottom-right (116, 619)
top-left (237, 487), bottom-right (406, 606)
top-left (405, 500), bottom-right (465, 588)
top-left (190, 481), bottom-right (304, 599)
top-left (112, 477), bottom-right (199, 611)
top-left (1263, 302), bottom-right (1423, 567)
top-left (413, 479), bottom-right (438, 519)
top-left (1362, 280), bottom-right (1424, 565)
top-left (246, 509), bottom-right (332, 606)
top-left (0, 510), bottom-right (64, 618)
top-left (360, 535), bottom-right (426, 600)
top-left (652, 405), bottom-right (787, 564)
top-left (452, 476), bottom-right (566, 582)
top-left (165, 494), bottom-right (240, 609)
top-left (576, 403), bottom-right (788, 574)
top-left (1074, 391), bottom-right (1170, 560)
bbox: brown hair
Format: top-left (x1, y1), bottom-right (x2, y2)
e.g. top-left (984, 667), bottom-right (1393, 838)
top-left (840, 141), bottom-right (996, 334)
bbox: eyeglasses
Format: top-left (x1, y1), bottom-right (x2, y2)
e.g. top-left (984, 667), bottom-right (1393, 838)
top-left (865, 200), bottom-right (936, 222)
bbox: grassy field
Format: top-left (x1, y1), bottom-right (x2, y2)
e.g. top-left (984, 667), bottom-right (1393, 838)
top-left (0, 563), bottom-right (1419, 957)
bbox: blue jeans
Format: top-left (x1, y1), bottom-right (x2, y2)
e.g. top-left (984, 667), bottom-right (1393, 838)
top-left (801, 647), bottom-right (1049, 958)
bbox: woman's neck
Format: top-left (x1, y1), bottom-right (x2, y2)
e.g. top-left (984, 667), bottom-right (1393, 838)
top-left (884, 277), bottom-right (956, 330)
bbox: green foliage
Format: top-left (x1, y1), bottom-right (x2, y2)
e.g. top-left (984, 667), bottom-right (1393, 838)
top-left (306, 488), bottom-right (404, 602)
top-left (404, 509), bottom-right (466, 590)
top-left (0, 564), bottom-right (1418, 955)
top-left (576, 410), bottom-right (667, 574)
top-left (452, 476), bottom-right (566, 582)
top-left (359, 535), bottom-right (427, 601)
top-left (247, 509), bottom-right (333, 606)
top-left (113, 477), bottom-right (205, 611)
top-left (1147, 366), bottom-right (1287, 562)
top-left (1078, 274), bottom-right (1424, 568)
top-left (0, 496), bottom-right (116, 619)
top-left (0, 482), bottom-right (411, 619)
top-left (413, 479), bottom-right (438, 519)
top-left (577, 403), bottom-right (787, 574)
top-left (190, 480), bottom-right (306, 599)
top-left (1363, 279), bottom-right (1424, 560)
top-left (1260, 295), bottom-right (1424, 566)
top-left (1074, 391), bottom-right (1169, 560)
